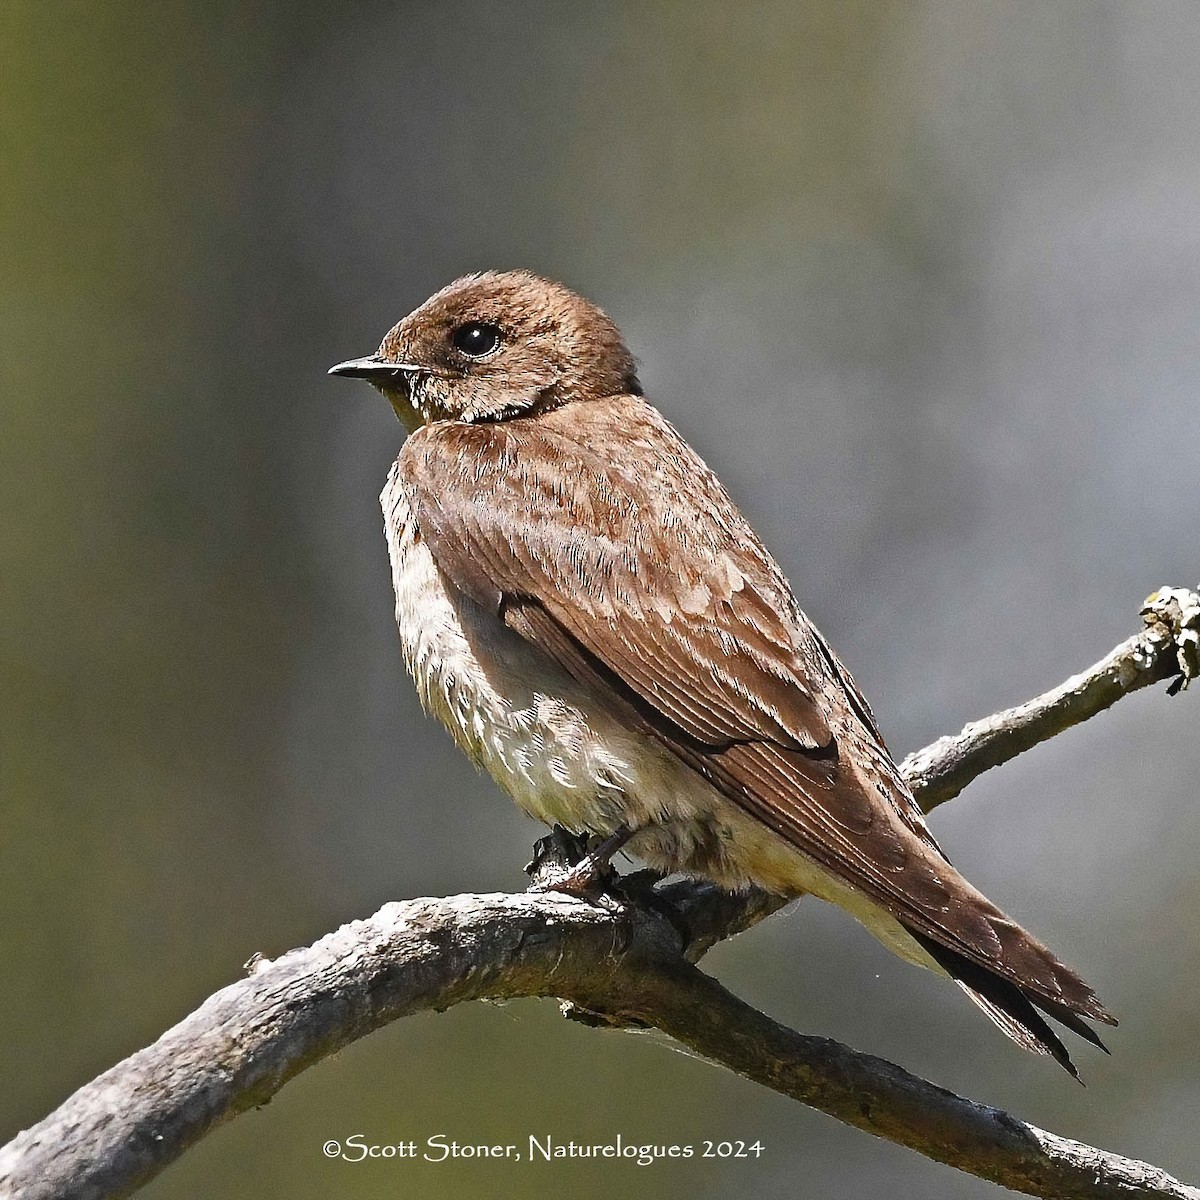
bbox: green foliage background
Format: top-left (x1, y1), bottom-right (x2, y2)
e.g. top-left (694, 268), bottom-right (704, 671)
top-left (3, 3), bottom-right (1198, 1197)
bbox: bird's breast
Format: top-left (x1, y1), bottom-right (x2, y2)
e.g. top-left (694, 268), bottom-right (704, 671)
top-left (381, 463), bottom-right (683, 835)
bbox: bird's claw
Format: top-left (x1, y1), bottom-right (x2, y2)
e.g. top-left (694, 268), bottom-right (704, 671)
top-left (525, 825), bottom-right (627, 905)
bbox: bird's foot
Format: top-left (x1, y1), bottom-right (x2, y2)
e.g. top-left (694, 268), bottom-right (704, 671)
top-left (525, 825), bottom-right (632, 904)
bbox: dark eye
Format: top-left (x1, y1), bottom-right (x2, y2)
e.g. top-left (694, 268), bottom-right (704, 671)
top-left (450, 321), bottom-right (502, 358)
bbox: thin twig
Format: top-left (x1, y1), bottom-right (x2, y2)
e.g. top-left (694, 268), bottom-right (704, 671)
top-left (903, 586), bottom-right (1197, 811)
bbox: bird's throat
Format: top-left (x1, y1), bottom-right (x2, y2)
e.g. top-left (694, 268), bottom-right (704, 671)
top-left (382, 386), bottom-right (427, 432)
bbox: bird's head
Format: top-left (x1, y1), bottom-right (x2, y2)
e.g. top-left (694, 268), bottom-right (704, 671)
top-left (329, 270), bottom-right (641, 429)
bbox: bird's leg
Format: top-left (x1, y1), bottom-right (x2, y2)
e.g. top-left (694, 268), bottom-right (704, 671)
top-left (525, 824), bottom-right (633, 898)
top-left (525, 825), bottom-right (590, 883)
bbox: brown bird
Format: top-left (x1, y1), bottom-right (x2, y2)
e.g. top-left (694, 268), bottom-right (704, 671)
top-left (329, 270), bottom-right (1114, 1076)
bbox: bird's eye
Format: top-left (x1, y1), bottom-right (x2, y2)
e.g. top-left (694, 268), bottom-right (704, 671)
top-left (450, 321), bottom-right (502, 358)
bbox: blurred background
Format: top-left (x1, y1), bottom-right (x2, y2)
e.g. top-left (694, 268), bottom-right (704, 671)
top-left (3, 2), bottom-right (1198, 1196)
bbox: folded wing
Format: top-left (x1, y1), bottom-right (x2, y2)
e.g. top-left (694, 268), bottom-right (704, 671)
top-left (401, 397), bottom-right (1113, 1059)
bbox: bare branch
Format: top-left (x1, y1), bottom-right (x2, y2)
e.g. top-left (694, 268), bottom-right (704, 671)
top-left (2, 589), bottom-right (1195, 1200)
top-left (2, 890), bottom-right (1197, 1200)
top-left (902, 586), bottom-right (1198, 812)
top-left (630, 959), bottom-right (1199, 1200)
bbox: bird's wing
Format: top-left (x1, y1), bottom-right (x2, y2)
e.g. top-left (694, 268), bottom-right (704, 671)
top-left (411, 421), bottom-right (837, 756)
top-left (400, 398), bottom-right (1110, 1026)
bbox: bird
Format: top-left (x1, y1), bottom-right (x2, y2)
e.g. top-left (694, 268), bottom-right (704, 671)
top-left (329, 269), bottom-right (1114, 1076)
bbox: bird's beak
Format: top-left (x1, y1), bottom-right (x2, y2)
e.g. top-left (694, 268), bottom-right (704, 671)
top-left (327, 356), bottom-right (421, 383)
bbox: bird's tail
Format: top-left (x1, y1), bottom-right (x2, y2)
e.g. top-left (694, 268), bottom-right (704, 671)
top-left (909, 931), bottom-right (1113, 1081)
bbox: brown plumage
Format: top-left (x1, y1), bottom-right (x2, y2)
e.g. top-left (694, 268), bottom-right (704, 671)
top-left (330, 270), bottom-right (1115, 1076)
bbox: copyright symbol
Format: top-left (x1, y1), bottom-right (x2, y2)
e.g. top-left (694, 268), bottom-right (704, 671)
top-left (323, 1140), bottom-right (340, 1158)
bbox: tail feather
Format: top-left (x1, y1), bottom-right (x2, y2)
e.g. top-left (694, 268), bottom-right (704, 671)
top-left (1028, 993), bottom-right (1112, 1056)
top-left (955, 979), bottom-right (1079, 1080)
top-left (910, 930), bottom-right (1113, 1080)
